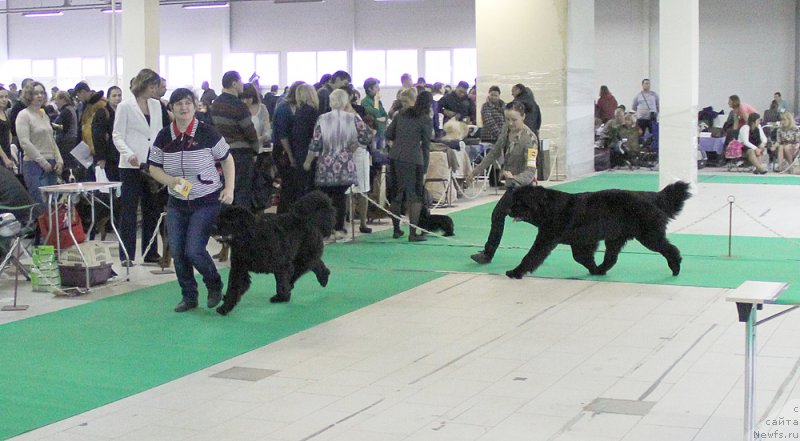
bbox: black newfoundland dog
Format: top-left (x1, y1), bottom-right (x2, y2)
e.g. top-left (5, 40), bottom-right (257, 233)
top-left (213, 191), bottom-right (334, 315)
top-left (505, 181), bottom-right (691, 279)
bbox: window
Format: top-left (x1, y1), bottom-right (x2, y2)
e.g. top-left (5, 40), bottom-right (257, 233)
top-left (386, 50), bottom-right (417, 86)
top-left (31, 59), bottom-right (54, 78)
top-left (8, 59), bottom-right (32, 80)
top-left (286, 51), bottom-right (317, 84)
top-left (82, 58), bottom-right (105, 77)
top-left (424, 50), bottom-right (451, 85)
top-left (193, 53), bottom-right (212, 88)
top-left (167, 55), bottom-right (193, 88)
top-left (452, 48), bottom-right (477, 86)
top-left (226, 53), bottom-right (255, 80)
top-left (159, 56), bottom-right (166, 77)
top-left (316, 51), bottom-right (347, 80)
top-left (255, 53), bottom-right (280, 88)
top-left (352, 50), bottom-right (386, 89)
top-left (56, 58), bottom-right (81, 89)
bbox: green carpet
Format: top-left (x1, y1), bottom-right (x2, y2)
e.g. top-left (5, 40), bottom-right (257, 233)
top-left (2, 172), bottom-right (798, 439)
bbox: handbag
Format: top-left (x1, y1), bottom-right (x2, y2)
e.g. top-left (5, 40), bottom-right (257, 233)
top-left (37, 203), bottom-right (86, 249)
top-left (315, 149), bottom-right (357, 187)
top-left (726, 140), bottom-right (744, 159)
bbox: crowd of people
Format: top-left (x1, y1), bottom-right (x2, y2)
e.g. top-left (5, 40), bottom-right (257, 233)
top-left (594, 80), bottom-right (799, 174)
top-left (0, 69), bottom-right (550, 311)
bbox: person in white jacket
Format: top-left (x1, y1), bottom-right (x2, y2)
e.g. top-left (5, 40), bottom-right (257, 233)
top-left (738, 112), bottom-right (768, 175)
top-left (113, 68), bottom-right (169, 266)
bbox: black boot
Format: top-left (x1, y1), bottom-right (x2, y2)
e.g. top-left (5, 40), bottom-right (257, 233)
top-left (408, 203), bottom-right (427, 242)
top-left (390, 202), bottom-right (404, 238)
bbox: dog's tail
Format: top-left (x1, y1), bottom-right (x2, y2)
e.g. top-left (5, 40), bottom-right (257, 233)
top-left (290, 190), bottom-right (335, 237)
top-left (655, 181), bottom-right (691, 219)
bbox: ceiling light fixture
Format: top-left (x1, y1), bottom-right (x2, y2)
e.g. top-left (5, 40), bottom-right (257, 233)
top-left (182, 2), bottom-right (229, 9)
top-left (100, 8), bottom-right (122, 13)
top-left (22, 11), bottom-right (64, 17)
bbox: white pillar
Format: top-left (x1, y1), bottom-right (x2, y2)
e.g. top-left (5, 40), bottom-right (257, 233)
top-left (0, 14), bottom-right (8, 83)
top-left (475, 0), bottom-right (594, 180)
top-left (658, 0), bottom-right (699, 190)
top-left (121, 0), bottom-right (160, 98)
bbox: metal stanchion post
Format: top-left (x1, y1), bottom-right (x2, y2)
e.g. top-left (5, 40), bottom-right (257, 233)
top-left (727, 195), bottom-right (735, 258)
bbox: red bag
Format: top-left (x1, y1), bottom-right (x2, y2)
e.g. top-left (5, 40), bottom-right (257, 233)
top-left (37, 203), bottom-right (86, 249)
top-left (725, 140), bottom-right (744, 159)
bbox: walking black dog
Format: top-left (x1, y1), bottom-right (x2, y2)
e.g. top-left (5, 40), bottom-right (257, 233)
top-left (213, 191), bottom-right (334, 315)
top-left (505, 181), bottom-right (691, 279)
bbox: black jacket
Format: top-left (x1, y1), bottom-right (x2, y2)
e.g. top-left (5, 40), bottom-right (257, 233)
top-left (513, 88), bottom-right (541, 135)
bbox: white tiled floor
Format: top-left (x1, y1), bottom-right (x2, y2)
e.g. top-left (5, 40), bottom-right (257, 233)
top-left (4, 170), bottom-right (800, 441)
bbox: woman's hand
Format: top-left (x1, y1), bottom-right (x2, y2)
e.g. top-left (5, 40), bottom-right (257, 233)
top-left (54, 162), bottom-right (64, 175)
top-left (96, 160), bottom-right (106, 169)
top-left (219, 186), bottom-right (234, 205)
top-left (348, 142), bottom-right (359, 153)
top-left (128, 155), bottom-right (140, 167)
top-left (503, 170), bottom-right (514, 179)
top-left (41, 161), bottom-right (53, 173)
top-left (2, 157), bottom-right (13, 169)
top-left (303, 158), bottom-right (312, 172)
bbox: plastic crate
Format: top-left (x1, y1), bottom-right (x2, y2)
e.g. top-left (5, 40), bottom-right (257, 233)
top-left (58, 262), bottom-right (115, 288)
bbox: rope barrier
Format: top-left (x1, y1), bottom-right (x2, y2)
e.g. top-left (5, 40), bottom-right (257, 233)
top-left (141, 212), bottom-right (166, 263)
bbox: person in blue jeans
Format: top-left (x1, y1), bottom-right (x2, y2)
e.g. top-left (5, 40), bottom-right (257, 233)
top-left (147, 88), bottom-right (235, 312)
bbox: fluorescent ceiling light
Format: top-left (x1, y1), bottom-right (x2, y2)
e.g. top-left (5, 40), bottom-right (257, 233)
top-left (22, 11), bottom-right (64, 17)
top-left (182, 2), bottom-right (229, 9)
top-left (100, 8), bottom-right (122, 13)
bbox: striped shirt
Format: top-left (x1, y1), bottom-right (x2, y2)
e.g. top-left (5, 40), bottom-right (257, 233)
top-left (148, 117), bottom-right (230, 202)
top-left (210, 92), bottom-right (259, 152)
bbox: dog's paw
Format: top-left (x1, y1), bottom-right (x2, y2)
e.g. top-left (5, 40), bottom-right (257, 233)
top-left (270, 294), bottom-right (291, 303)
top-left (506, 269), bottom-right (525, 279)
top-left (216, 305), bottom-right (229, 316)
top-left (590, 268), bottom-right (607, 276)
top-left (669, 258), bottom-right (682, 276)
top-left (317, 269), bottom-right (330, 287)
top-left (443, 232), bottom-right (454, 237)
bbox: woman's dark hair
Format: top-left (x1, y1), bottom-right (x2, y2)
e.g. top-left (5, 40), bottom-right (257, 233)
top-left (130, 68), bottom-right (161, 97)
top-left (512, 83), bottom-right (527, 95)
top-left (284, 81), bottom-right (305, 105)
top-left (363, 77), bottom-right (380, 94)
top-left (405, 91), bottom-right (433, 118)
top-left (318, 73), bottom-right (332, 86)
top-left (168, 88), bottom-right (196, 107)
top-left (107, 86), bottom-right (122, 98)
top-left (505, 101), bottom-right (526, 116)
top-left (747, 112), bottom-right (761, 128)
top-left (600, 85), bottom-right (610, 96)
top-left (241, 83), bottom-right (261, 104)
top-left (488, 85), bottom-right (501, 94)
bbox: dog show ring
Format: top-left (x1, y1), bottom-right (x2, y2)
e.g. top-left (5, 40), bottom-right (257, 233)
top-left (39, 182), bottom-right (129, 292)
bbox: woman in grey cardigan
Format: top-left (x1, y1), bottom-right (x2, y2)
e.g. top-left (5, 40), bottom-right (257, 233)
top-left (385, 91), bottom-right (433, 242)
top-left (468, 101), bottom-right (538, 264)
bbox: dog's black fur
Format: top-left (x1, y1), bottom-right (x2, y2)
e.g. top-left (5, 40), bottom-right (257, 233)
top-left (418, 206), bottom-right (455, 237)
top-left (505, 181), bottom-right (691, 279)
top-left (213, 191), bottom-right (335, 315)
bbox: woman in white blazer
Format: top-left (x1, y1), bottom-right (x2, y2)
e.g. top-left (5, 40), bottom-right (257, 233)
top-left (113, 68), bottom-right (169, 266)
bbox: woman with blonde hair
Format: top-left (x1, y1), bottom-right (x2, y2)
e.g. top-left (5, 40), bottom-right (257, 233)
top-left (16, 82), bottom-right (63, 205)
top-left (113, 68), bottom-right (169, 266)
top-left (775, 112), bottom-right (800, 172)
top-left (304, 89), bottom-right (372, 240)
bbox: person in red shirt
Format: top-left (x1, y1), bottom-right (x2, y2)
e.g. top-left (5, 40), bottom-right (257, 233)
top-left (595, 85), bottom-right (618, 123)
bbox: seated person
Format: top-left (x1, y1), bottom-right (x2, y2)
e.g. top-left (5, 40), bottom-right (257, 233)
top-left (763, 100), bottom-right (781, 124)
top-left (775, 112), bottom-right (800, 172)
top-left (436, 119), bottom-right (473, 178)
top-left (739, 113), bottom-right (768, 174)
top-left (0, 165), bottom-right (37, 222)
top-left (601, 109), bottom-right (632, 167)
top-left (619, 114), bottom-right (642, 157)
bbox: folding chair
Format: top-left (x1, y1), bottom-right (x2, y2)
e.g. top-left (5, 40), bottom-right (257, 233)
top-left (0, 203), bottom-right (38, 281)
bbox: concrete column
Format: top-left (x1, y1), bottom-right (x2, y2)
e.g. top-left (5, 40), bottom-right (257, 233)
top-left (121, 0), bottom-right (159, 98)
top-left (475, 0), bottom-right (594, 181)
top-left (658, 0), bottom-right (699, 190)
top-left (0, 13), bottom-right (8, 83)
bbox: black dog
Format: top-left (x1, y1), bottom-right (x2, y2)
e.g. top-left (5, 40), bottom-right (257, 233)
top-left (505, 181), bottom-right (691, 279)
top-left (213, 191), bottom-right (335, 315)
top-left (418, 206), bottom-right (454, 237)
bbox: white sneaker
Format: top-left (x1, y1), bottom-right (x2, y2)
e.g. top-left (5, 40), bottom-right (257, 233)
top-left (334, 230), bottom-right (348, 240)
